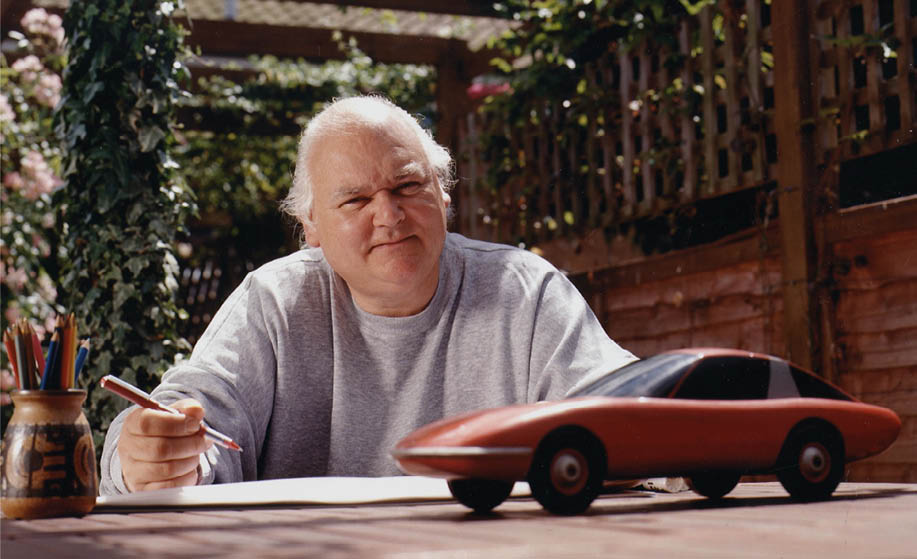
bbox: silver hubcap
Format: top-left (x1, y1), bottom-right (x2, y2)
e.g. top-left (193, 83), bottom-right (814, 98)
top-left (799, 443), bottom-right (829, 482)
top-left (553, 453), bottom-right (582, 486)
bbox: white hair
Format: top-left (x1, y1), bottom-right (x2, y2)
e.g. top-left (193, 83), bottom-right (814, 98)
top-left (281, 95), bottom-right (455, 239)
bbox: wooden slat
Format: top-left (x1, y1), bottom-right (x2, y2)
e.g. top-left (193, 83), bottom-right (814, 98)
top-left (618, 50), bottom-right (638, 214)
top-left (678, 20), bottom-right (698, 201)
top-left (700, 6), bottom-right (718, 195)
top-left (893, 0), bottom-right (915, 136)
top-left (280, 0), bottom-right (505, 18)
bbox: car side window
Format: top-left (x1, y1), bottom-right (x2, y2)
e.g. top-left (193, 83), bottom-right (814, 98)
top-left (790, 366), bottom-right (853, 401)
top-left (674, 357), bottom-right (770, 400)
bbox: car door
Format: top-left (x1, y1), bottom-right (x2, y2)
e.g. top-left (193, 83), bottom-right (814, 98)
top-left (655, 356), bottom-right (772, 471)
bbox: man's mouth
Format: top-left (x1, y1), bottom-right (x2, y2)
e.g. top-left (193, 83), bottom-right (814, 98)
top-left (371, 235), bottom-right (415, 251)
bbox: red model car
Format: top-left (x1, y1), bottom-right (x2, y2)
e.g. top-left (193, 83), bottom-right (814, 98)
top-left (392, 348), bottom-right (901, 515)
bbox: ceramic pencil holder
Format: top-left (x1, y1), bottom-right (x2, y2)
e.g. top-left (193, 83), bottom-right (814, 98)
top-left (1, 389), bottom-right (97, 519)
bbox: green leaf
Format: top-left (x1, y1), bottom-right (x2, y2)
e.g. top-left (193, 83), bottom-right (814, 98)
top-left (138, 125), bottom-right (167, 152)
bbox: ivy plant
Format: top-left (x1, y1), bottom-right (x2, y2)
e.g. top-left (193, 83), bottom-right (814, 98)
top-left (54, 0), bottom-right (196, 447)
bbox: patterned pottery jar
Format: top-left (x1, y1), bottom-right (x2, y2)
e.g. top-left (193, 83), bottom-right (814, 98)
top-left (1, 389), bottom-right (97, 518)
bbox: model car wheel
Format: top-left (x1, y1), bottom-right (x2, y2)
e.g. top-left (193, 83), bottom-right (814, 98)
top-left (688, 472), bottom-right (741, 499)
top-left (776, 423), bottom-right (845, 501)
top-left (528, 428), bottom-right (605, 515)
top-left (447, 478), bottom-right (514, 513)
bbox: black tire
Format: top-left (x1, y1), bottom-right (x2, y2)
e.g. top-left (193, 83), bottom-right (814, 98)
top-left (447, 478), bottom-right (514, 513)
top-left (688, 472), bottom-right (741, 499)
top-left (776, 423), bottom-right (845, 501)
top-left (527, 428), bottom-right (605, 515)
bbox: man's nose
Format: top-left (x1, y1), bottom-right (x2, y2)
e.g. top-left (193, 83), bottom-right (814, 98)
top-left (372, 191), bottom-right (405, 227)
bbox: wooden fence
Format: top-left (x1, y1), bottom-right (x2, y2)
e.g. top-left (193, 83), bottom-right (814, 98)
top-left (452, 1), bottom-right (915, 248)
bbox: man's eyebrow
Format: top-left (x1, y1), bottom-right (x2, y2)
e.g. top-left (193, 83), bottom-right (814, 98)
top-left (331, 185), bottom-right (367, 202)
top-left (393, 161), bottom-right (427, 180)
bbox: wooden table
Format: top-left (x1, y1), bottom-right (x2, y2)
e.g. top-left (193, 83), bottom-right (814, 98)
top-left (3, 482), bottom-right (915, 558)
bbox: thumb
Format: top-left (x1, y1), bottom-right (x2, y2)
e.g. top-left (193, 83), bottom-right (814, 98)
top-left (170, 398), bottom-right (206, 433)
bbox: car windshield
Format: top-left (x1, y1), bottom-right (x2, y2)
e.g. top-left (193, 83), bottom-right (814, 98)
top-left (567, 353), bottom-right (700, 398)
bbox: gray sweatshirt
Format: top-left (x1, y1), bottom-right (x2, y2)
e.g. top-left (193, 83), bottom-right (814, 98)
top-left (100, 233), bottom-right (635, 494)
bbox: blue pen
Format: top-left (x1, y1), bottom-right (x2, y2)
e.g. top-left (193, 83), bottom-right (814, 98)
top-left (73, 339), bottom-right (90, 385)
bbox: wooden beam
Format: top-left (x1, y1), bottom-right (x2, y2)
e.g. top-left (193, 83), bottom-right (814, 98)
top-left (568, 224), bottom-right (782, 293)
top-left (771, 2), bottom-right (821, 370)
top-left (822, 195), bottom-right (917, 244)
top-left (278, 0), bottom-right (505, 18)
top-left (184, 19), bottom-right (495, 75)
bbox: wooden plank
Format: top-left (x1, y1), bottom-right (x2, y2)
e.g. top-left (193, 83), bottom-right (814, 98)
top-left (722, 7), bottom-right (741, 190)
top-left (893, 0), bottom-right (915, 136)
top-left (678, 19), bottom-right (698, 201)
top-left (836, 326), bottom-right (917, 371)
top-left (745, 0), bottom-right (768, 181)
top-left (569, 224), bottom-right (782, 294)
top-left (822, 195), bottom-right (917, 244)
top-left (618, 50), bottom-right (637, 214)
top-left (837, 366), bottom-right (917, 395)
top-left (280, 0), bottom-right (505, 18)
top-left (772, 1), bottom-right (821, 370)
top-left (700, 6), bottom-right (718, 195)
top-left (184, 19), bottom-right (493, 74)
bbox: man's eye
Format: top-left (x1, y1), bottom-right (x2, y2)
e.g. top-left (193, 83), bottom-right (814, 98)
top-left (341, 197), bottom-right (368, 207)
top-left (396, 182), bottom-right (423, 195)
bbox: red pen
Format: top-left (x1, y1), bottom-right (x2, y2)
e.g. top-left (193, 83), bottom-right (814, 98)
top-left (100, 374), bottom-right (242, 452)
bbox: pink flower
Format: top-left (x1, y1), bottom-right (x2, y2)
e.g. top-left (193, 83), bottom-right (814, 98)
top-left (0, 94), bottom-right (14, 123)
top-left (21, 8), bottom-right (65, 47)
top-left (1, 264), bottom-right (28, 290)
top-left (12, 55), bottom-right (43, 84)
top-left (34, 73), bottom-right (61, 108)
top-left (19, 150), bottom-right (61, 199)
top-left (3, 171), bottom-right (24, 191)
top-left (4, 304), bottom-right (21, 324)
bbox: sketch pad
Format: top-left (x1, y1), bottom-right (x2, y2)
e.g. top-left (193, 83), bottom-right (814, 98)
top-left (95, 476), bottom-right (530, 510)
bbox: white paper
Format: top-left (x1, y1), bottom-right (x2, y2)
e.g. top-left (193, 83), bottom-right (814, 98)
top-left (94, 476), bottom-right (530, 510)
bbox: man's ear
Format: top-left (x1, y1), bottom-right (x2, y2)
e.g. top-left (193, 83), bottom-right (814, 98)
top-left (304, 221), bottom-right (321, 248)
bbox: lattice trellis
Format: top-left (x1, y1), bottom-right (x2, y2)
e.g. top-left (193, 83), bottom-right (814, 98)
top-left (454, 0), bottom-right (916, 248)
top-left (812, 0), bottom-right (916, 163)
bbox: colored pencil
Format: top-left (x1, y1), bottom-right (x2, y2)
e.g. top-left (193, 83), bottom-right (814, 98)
top-left (30, 328), bottom-right (45, 373)
top-left (39, 331), bottom-right (59, 389)
top-left (99, 375), bottom-right (242, 452)
top-left (12, 328), bottom-right (28, 389)
top-left (73, 339), bottom-right (90, 385)
top-left (2, 331), bottom-right (20, 388)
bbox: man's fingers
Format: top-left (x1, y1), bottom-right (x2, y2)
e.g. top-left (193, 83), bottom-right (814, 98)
top-left (125, 435), bottom-right (208, 464)
top-left (123, 399), bottom-right (205, 437)
top-left (131, 465), bottom-right (200, 492)
top-left (122, 453), bottom-right (201, 485)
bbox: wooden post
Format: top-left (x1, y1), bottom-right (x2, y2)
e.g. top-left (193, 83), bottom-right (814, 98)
top-left (771, 3), bottom-right (820, 370)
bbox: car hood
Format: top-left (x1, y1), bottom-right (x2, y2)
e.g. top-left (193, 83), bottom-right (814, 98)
top-left (394, 397), bottom-right (613, 450)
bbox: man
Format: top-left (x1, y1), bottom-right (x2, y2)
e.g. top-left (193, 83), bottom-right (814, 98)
top-left (100, 96), bottom-right (635, 494)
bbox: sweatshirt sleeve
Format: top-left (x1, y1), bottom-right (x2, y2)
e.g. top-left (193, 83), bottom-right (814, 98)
top-left (98, 272), bottom-right (279, 495)
top-left (526, 267), bottom-right (637, 401)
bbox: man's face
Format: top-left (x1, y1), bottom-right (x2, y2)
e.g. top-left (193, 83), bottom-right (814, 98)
top-left (304, 119), bottom-right (450, 316)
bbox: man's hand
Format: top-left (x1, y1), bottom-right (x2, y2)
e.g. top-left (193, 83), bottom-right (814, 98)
top-left (118, 398), bottom-right (212, 492)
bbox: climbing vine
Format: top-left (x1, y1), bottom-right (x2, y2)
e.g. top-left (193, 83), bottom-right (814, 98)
top-left (54, 0), bottom-right (196, 445)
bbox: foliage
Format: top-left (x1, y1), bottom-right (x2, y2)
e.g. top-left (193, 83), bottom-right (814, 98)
top-left (54, 0), bottom-right (196, 447)
top-left (1, 8), bottom-right (67, 420)
top-left (479, 0), bottom-right (702, 244)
